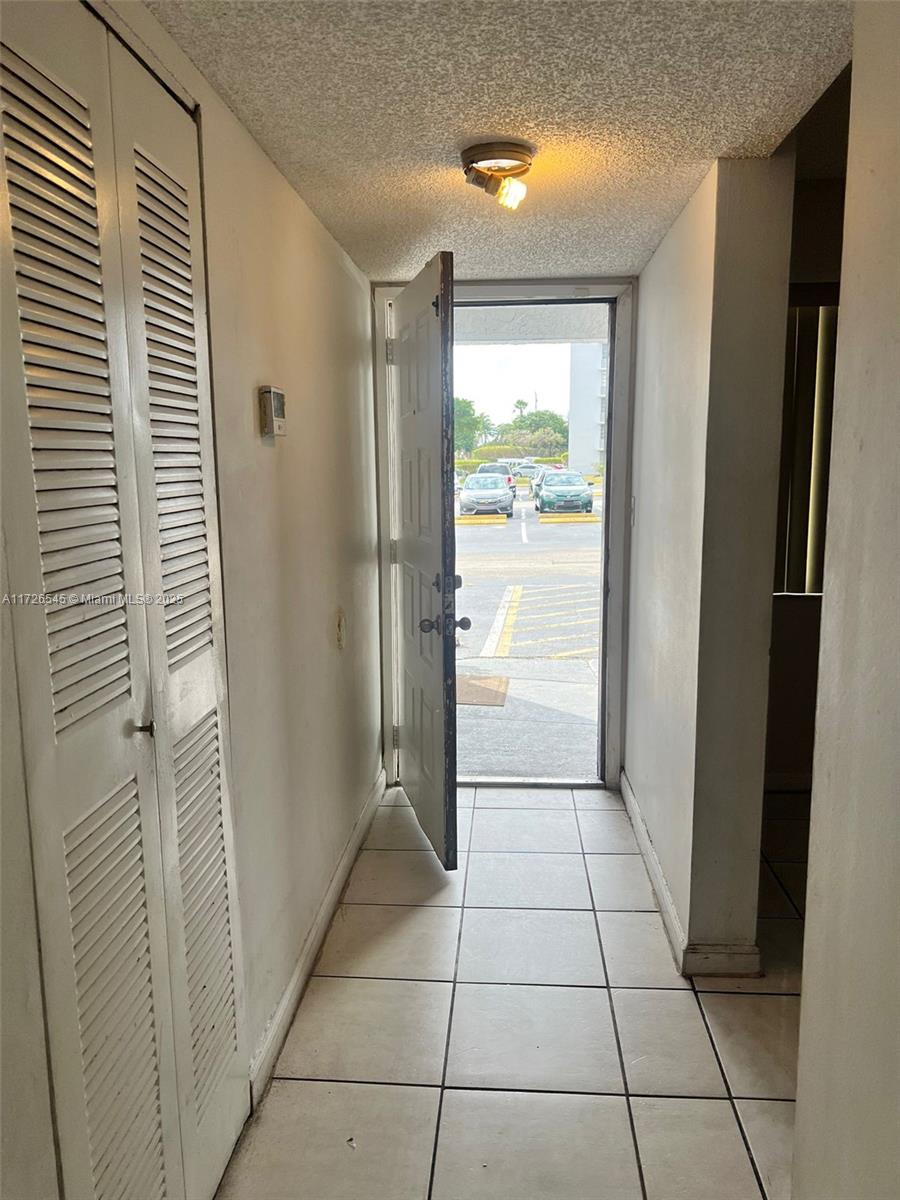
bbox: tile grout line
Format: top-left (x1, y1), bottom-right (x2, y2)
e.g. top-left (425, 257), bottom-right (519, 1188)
top-left (689, 978), bottom-right (770, 1200)
top-left (270, 1072), bottom-right (797, 1104)
top-left (425, 784), bottom-right (476, 1200)
top-left (573, 795), bottom-right (648, 1200)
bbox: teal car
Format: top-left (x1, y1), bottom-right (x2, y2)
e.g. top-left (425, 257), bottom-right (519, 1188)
top-left (535, 471), bottom-right (593, 513)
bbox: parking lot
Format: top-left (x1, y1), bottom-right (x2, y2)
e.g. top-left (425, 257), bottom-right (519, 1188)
top-left (454, 492), bottom-right (604, 780)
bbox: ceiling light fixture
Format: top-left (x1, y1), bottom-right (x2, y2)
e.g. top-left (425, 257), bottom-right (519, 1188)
top-left (462, 141), bottom-right (534, 212)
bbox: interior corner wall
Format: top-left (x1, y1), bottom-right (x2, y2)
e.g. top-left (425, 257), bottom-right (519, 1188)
top-left (690, 154), bottom-right (794, 949)
top-left (624, 164), bottom-right (718, 932)
top-left (792, 5), bottom-right (900, 1197)
top-left (107, 2), bottom-right (382, 1061)
top-left (626, 153), bottom-right (793, 969)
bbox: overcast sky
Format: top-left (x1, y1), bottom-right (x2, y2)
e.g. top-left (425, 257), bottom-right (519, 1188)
top-left (453, 344), bottom-right (571, 426)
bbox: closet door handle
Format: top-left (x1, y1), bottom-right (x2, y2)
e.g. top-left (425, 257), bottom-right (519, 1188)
top-left (134, 718), bottom-right (156, 738)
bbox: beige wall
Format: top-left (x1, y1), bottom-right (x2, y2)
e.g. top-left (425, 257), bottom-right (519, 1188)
top-left (1, 547), bottom-right (59, 1200)
top-left (105, 0), bottom-right (383, 1058)
top-left (793, 5), bottom-right (900, 1197)
top-left (626, 154), bottom-right (793, 971)
top-left (625, 165), bottom-right (716, 927)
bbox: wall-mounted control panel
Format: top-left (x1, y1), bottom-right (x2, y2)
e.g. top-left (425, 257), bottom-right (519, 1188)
top-left (259, 386), bottom-right (286, 436)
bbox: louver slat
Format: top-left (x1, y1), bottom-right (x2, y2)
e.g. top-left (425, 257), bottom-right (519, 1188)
top-left (1, 46), bottom-right (130, 732)
top-left (134, 147), bottom-right (213, 670)
top-left (174, 711), bottom-right (238, 1121)
top-left (64, 779), bottom-right (167, 1200)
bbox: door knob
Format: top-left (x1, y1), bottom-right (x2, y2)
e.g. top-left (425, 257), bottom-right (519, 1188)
top-left (454, 617), bottom-right (472, 631)
top-left (419, 616), bottom-right (442, 634)
top-left (134, 718), bottom-right (156, 738)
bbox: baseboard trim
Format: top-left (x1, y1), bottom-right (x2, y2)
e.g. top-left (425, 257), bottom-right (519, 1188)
top-left (620, 770), bottom-right (687, 970)
top-left (681, 943), bottom-right (761, 976)
top-left (620, 770), bottom-right (761, 978)
top-left (248, 767), bottom-right (386, 1107)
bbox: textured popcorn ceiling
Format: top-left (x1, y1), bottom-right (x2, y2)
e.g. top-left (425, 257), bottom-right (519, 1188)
top-left (145, 0), bottom-right (851, 280)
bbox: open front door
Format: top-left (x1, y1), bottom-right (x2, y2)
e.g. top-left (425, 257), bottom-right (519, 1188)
top-left (393, 252), bottom-right (458, 868)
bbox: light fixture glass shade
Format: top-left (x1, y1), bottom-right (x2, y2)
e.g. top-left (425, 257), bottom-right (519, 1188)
top-left (496, 177), bottom-right (527, 210)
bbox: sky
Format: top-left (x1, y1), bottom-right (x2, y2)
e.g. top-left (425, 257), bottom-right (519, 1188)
top-left (453, 344), bottom-right (571, 426)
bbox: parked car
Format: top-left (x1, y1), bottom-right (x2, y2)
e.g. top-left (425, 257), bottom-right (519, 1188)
top-left (517, 463), bottom-right (539, 481)
top-left (535, 471), bottom-right (593, 513)
top-left (459, 473), bottom-right (514, 517)
top-left (476, 461), bottom-right (517, 496)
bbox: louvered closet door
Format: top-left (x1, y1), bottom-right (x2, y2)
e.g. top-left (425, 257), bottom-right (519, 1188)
top-left (0, 7), bottom-right (185, 1200)
top-left (108, 39), bottom-right (247, 1200)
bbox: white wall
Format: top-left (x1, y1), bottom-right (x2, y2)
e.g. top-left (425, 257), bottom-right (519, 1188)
top-left (1, 548), bottom-right (59, 1200)
top-left (105, 0), bottom-right (384, 1070)
top-left (625, 165), bottom-right (717, 927)
top-left (625, 154), bottom-right (793, 971)
top-left (792, 5), bottom-right (900, 1197)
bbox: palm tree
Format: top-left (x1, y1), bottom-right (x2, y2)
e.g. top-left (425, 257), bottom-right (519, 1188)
top-left (513, 399), bottom-right (528, 418)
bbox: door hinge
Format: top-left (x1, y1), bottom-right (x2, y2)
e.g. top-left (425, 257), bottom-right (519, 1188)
top-left (392, 725), bottom-right (400, 750)
top-left (389, 538), bottom-right (398, 565)
top-left (385, 336), bottom-right (396, 365)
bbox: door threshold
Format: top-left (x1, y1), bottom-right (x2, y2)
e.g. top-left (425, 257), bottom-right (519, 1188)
top-left (458, 776), bottom-right (608, 789)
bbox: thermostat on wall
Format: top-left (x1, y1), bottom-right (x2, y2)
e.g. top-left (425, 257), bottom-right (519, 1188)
top-left (259, 386), bottom-right (286, 436)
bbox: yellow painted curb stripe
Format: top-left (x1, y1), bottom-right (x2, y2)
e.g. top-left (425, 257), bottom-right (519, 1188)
top-left (495, 585), bottom-right (523, 658)
top-left (455, 515), bottom-right (508, 525)
top-left (538, 514), bottom-right (600, 523)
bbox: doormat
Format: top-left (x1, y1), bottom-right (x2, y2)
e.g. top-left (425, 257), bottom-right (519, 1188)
top-left (457, 675), bottom-right (509, 706)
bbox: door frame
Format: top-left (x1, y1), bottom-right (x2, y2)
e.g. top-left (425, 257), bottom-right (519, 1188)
top-left (373, 277), bottom-right (636, 788)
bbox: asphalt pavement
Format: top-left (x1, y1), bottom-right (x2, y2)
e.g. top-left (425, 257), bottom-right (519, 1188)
top-left (454, 492), bottom-right (604, 780)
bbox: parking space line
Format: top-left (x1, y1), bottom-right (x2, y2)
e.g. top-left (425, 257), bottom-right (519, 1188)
top-left (478, 584), bottom-right (513, 658)
top-left (515, 602), bottom-right (600, 616)
top-left (511, 629), bottom-right (599, 648)
top-left (515, 616), bottom-right (599, 631)
top-left (495, 585), bottom-right (523, 658)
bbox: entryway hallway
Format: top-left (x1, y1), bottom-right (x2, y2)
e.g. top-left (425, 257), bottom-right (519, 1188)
top-left (217, 786), bottom-right (799, 1200)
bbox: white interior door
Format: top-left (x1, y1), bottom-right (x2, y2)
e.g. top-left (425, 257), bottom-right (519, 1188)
top-left (108, 38), bottom-right (247, 1200)
top-left (0, 9), bottom-right (184, 1198)
top-left (393, 252), bottom-right (459, 867)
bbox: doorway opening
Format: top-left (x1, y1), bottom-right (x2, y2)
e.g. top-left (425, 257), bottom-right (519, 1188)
top-left (452, 299), bottom-right (613, 782)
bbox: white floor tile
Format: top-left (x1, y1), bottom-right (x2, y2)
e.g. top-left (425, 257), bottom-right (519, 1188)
top-left (475, 786), bottom-right (574, 808)
top-left (457, 807), bottom-right (473, 848)
top-left (770, 861), bottom-right (807, 915)
top-left (432, 1090), bottom-right (642, 1200)
top-left (315, 904), bottom-right (461, 980)
top-left (217, 1079), bottom-right (438, 1200)
top-left (470, 808), bottom-right (582, 853)
top-left (612, 989), bottom-right (726, 1096)
top-left (457, 908), bottom-right (605, 985)
top-left (758, 861), bottom-right (797, 918)
top-left (700, 993), bottom-right (800, 1099)
top-left (631, 1097), bottom-right (761, 1200)
top-left (695, 919), bottom-right (803, 994)
top-left (457, 786), bottom-right (476, 808)
top-left (365, 806), bottom-right (432, 850)
top-left (276, 977), bottom-right (451, 1085)
top-left (577, 809), bottom-right (639, 853)
top-left (598, 912), bottom-right (689, 988)
top-left (736, 1099), bottom-right (795, 1200)
top-left (343, 850), bottom-right (466, 906)
top-left (446, 983), bottom-right (622, 1093)
top-left (465, 852), bottom-right (592, 909)
top-left (586, 854), bottom-right (658, 910)
top-left (574, 788), bottom-right (625, 810)
top-left (379, 787), bottom-right (411, 806)
top-left (762, 818), bottom-right (810, 862)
